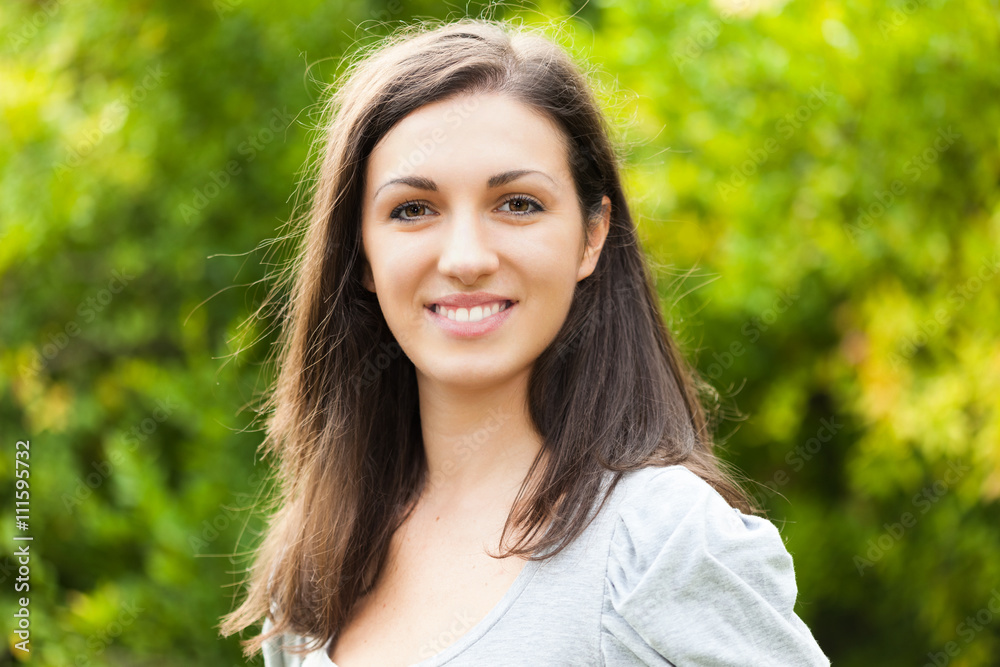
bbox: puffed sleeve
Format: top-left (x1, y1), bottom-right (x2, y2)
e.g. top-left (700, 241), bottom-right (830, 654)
top-left (601, 466), bottom-right (830, 666)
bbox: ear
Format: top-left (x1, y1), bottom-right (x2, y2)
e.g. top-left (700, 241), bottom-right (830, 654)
top-left (577, 195), bottom-right (611, 282)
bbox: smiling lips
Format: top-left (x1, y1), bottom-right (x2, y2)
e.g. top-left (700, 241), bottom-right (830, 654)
top-left (426, 291), bottom-right (517, 326)
top-left (429, 300), bottom-right (513, 322)
top-left (424, 296), bottom-right (517, 337)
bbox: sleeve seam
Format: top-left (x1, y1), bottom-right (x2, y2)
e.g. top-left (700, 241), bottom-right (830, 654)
top-left (598, 510), bottom-right (627, 666)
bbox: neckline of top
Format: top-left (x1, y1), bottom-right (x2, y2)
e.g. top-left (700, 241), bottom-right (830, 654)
top-left (311, 465), bottom-right (654, 667)
top-left (314, 554), bottom-right (543, 667)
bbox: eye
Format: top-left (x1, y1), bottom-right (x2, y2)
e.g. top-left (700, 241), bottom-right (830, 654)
top-left (498, 195), bottom-right (544, 216)
top-left (389, 200), bottom-right (433, 222)
top-left (388, 195), bottom-right (545, 223)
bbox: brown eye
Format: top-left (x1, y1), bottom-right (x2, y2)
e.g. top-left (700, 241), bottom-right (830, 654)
top-left (499, 196), bottom-right (544, 216)
top-left (390, 201), bottom-right (432, 221)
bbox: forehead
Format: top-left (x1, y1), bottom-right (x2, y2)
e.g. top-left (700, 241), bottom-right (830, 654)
top-left (365, 93), bottom-right (571, 186)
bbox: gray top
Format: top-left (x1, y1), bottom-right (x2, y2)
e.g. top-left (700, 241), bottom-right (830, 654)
top-left (260, 465), bottom-right (831, 666)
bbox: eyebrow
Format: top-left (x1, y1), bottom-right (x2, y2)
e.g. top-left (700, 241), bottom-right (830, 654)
top-left (372, 169), bottom-right (557, 200)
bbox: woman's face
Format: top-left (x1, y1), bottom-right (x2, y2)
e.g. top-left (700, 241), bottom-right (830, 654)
top-left (360, 92), bottom-right (610, 390)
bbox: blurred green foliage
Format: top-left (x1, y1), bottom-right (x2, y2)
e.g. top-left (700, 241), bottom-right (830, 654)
top-left (1, 0), bottom-right (998, 665)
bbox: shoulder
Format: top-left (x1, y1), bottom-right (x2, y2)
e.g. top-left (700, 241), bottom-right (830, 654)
top-left (613, 464), bottom-right (747, 536)
top-left (614, 463), bottom-right (741, 519)
top-left (612, 464), bottom-right (783, 577)
top-left (602, 464), bottom-right (830, 666)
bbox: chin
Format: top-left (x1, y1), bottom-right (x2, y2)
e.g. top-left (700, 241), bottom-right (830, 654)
top-left (419, 357), bottom-right (526, 389)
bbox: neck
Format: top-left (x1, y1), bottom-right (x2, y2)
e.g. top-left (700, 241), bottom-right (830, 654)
top-left (414, 366), bottom-right (546, 517)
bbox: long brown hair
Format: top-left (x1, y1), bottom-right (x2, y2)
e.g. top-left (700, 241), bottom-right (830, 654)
top-left (219, 16), bottom-right (757, 658)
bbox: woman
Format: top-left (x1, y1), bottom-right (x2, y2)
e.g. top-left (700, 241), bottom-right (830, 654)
top-left (219, 17), bottom-right (831, 667)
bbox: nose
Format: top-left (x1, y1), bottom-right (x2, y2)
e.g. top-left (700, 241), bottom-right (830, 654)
top-left (436, 207), bottom-right (500, 284)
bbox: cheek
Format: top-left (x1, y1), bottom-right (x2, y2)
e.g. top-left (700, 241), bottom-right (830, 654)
top-left (373, 261), bottom-right (420, 307)
top-left (516, 228), bottom-right (583, 292)
top-left (365, 230), bottom-right (418, 290)
top-left (365, 236), bottom-right (435, 333)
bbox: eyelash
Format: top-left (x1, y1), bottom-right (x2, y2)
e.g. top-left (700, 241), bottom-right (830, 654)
top-left (388, 195), bottom-right (545, 222)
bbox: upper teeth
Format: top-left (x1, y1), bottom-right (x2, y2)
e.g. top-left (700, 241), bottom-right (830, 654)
top-left (433, 301), bottom-right (510, 322)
